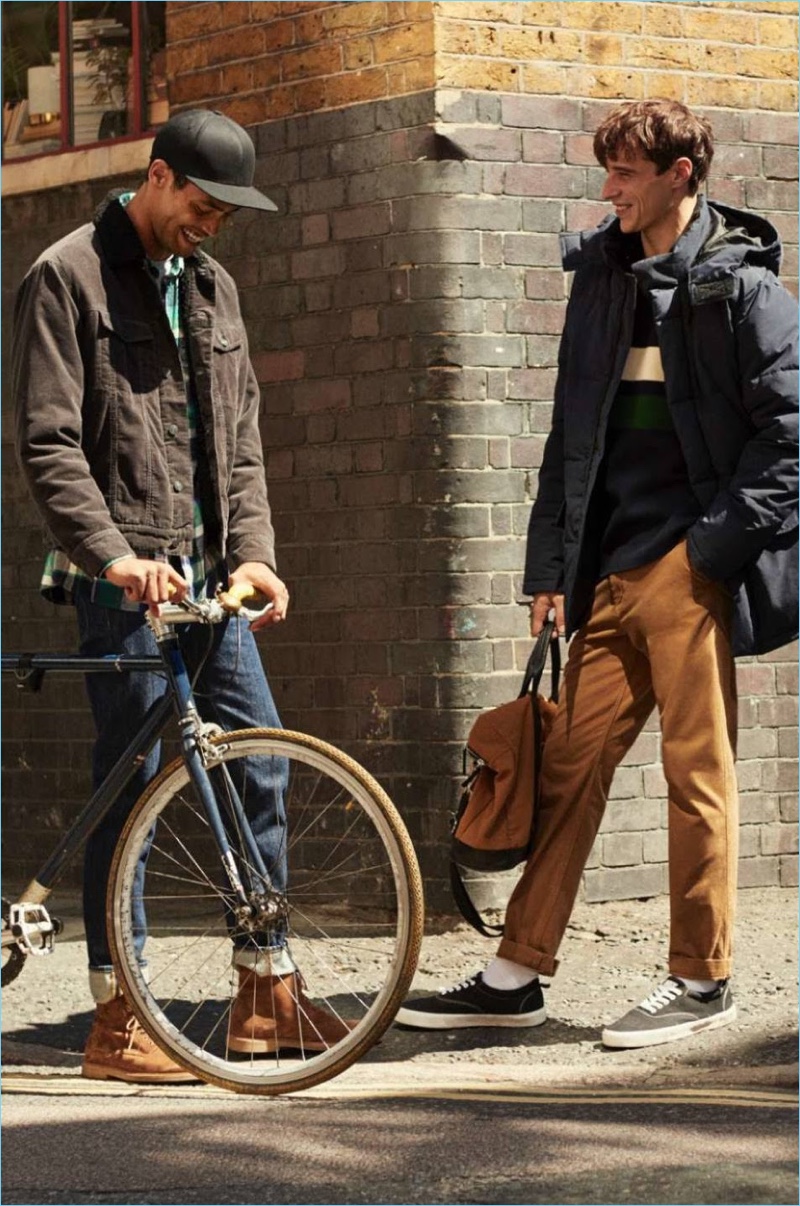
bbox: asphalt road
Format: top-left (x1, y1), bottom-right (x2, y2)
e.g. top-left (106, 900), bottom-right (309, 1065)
top-left (2, 1077), bottom-right (797, 1205)
top-left (4, 888), bottom-right (796, 1204)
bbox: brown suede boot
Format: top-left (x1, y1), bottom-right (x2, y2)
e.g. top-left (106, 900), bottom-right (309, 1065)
top-left (82, 994), bottom-right (198, 1083)
top-left (228, 968), bottom-right (356, 1054)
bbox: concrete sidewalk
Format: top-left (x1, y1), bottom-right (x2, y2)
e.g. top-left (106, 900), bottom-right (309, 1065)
top-left (2, 886), bottom-right (797, 1097)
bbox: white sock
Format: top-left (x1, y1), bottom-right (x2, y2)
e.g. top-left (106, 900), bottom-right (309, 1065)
top-left (482, 956), bottom-right (538, 991)
top-left (676, 976), bottom-right (719, 994)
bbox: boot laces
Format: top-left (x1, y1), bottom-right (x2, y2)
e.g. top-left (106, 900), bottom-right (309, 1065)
top-left (638, 979), bottom-right (684, 1015)
top-left (122, 1011), bottom-right (152, 1052)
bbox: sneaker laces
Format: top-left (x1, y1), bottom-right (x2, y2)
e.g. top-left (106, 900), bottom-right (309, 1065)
top-left (638, 979), bottom-right (684, 1015)
top-left (440, 975), bottom-right (480, 995)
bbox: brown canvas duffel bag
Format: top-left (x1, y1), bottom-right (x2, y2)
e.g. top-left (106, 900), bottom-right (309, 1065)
top-left (450, 621), bottom-right (560, 936)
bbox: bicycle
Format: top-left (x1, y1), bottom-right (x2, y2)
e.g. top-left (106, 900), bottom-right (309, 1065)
top-left (2, 588), bottom-right (424, 1095)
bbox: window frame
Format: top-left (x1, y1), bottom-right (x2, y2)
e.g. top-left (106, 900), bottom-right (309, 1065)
top-left (3, 0), bottom-right (161, 165)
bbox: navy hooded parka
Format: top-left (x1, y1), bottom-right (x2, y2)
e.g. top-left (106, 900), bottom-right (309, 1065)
top-left (523, 196), bottom-right (799, 657)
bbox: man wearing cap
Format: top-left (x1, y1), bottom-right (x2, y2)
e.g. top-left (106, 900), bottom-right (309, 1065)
top-left (13, 109), bottom-right (350, 1081)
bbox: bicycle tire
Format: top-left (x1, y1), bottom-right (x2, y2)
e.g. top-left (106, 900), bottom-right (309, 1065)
top-left (107, 728), bottom-right (423, 1094)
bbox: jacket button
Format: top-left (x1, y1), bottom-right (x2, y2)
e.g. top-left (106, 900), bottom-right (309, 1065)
top-left (219, 333), bottom-right (228, 347)
top-left (172, 480), bottom-right (184, 493)
top-left (166, 423), bottom-right (178, 438)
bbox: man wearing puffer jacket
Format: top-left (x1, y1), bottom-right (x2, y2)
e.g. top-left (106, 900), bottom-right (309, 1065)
top-left (397, 98), bottom-right (798, 1049)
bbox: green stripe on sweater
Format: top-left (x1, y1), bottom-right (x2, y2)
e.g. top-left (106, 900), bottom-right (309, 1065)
top-left (608, 393), bottom-right (673, 432)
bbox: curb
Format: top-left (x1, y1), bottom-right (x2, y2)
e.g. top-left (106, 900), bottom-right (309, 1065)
top-left (3, 1040), bottom-right (797, 1096)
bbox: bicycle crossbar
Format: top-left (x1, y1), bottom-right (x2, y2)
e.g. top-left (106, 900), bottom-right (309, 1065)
top-left (2, 653), bottom-right (163, 675)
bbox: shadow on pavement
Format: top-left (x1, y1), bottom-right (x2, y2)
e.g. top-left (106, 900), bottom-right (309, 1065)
top-left (2, 1087), bottom-right (797, 1205)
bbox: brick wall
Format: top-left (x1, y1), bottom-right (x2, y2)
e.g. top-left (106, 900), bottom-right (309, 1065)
top-left (166, 1), bottom-right (435, 123)
top-left (3, 1), bottom-right (797, 910)
top-left (165, 0), bottom-right (798, 120)
top-left (435, 1), bottom-right (798, 113)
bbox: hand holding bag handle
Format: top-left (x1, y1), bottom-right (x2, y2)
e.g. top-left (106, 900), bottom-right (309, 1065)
top-left (520, 619), bottom-right (559, 704)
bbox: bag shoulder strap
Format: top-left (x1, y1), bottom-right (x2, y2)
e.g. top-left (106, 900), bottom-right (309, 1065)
top-left (449, 862), bottom-right (504, 938)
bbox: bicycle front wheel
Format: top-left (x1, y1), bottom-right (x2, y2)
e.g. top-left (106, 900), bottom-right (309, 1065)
top-left (107, 728), bottom-right (423, 1094)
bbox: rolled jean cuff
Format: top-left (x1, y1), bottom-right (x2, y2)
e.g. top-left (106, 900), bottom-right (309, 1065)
top-left (497, 937), bottom-right (559, 979)
top-left (233, 946), bottom-right (295, 977)
top-left (88, 967), bottom-right (118, 1004)
top-left (89, 961), bottom-right (150, 1004)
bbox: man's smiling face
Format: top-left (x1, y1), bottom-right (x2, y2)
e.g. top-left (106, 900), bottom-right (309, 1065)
top-left (149, 164), bottom-right (238, 258)
top-left (600, 150), bottom-right (683, 250)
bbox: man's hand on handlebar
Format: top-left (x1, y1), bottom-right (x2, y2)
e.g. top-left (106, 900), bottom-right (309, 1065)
top-left (226, 563), bottom-right (289, 632)
top-left (103, 558), bottom-right (189, 610)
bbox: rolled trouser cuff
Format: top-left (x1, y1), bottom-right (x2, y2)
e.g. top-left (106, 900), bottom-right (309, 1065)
top-left (670, 957), bottom-right (732, 981)
top-left (497, 937), bottom-right (559, 979)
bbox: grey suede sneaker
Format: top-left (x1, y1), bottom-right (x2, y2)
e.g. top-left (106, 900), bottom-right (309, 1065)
top-left (394, 973), bottom-right (546, 1030)
top-left (602, 976), bottom-right (736, 1049)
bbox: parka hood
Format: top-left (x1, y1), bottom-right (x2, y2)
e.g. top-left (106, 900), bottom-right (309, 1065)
top-left (561, 196), bottom-right (783, 284)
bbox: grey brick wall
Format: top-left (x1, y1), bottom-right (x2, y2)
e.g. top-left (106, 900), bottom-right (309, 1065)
top-left (3, 88), bottom-right (797, 912)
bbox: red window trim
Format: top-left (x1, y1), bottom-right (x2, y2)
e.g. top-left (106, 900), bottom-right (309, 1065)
top-left (4, 0), bottom-right (158, 165)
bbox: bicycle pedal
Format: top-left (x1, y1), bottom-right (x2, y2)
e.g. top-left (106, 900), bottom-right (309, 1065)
top-left (9, 902), bottom-right (57, 956)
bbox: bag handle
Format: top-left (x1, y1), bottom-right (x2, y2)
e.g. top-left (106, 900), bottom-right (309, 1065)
top-left (519, 619), bottom-right (560, 703)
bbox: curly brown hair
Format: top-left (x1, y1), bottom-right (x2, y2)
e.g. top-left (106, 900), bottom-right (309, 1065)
top-left (593, 100), bottom-right (714, 196)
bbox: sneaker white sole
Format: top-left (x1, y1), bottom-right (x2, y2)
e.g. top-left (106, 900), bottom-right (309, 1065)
top-left (394, 1005), bottom-right (547, 1030)
top-left (601, 1002), bottom-right (737, 1049)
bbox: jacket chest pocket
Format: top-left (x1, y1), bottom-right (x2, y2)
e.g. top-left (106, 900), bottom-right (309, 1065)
top-left (96, 310), bottom-right (158, 396)
top-left (212, 324), bottom-right (244, 410)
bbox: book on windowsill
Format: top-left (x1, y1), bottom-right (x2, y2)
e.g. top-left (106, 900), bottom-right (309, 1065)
top-left (3, 98), bottom-right (28, 146)
top-left (20, 117), bottom-right (61, 142)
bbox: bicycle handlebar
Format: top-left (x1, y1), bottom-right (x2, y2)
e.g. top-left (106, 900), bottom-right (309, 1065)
top-left (152, 586), bottom-right (274, 627)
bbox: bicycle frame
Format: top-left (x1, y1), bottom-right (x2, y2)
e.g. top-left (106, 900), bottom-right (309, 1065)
top-left (2, 623), bottom-right (272, 915)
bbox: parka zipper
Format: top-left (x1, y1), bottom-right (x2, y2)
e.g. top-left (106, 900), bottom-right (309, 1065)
top-left (572, 271), bottom-right (638, 567)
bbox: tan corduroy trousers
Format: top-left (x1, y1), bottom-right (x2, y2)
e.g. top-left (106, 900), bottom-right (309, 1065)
top-left (499, 539), bottom-right (738, 981)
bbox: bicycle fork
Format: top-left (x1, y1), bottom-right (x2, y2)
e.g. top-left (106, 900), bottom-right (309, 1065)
top-left (152, 622), bottom-right (285, 933)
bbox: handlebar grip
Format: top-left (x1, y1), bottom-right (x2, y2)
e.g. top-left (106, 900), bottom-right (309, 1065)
top-left (217, 584), bottom-right (271, 614)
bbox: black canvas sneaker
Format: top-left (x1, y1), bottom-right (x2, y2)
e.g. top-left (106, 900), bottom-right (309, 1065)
top-left (394, 973), bottom-right (546, 1030)
top-left (602, 976), bottom-right (736, 1049)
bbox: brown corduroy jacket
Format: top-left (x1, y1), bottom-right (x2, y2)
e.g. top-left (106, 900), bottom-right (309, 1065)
top-left (13, 192), bottom-right (276, 579)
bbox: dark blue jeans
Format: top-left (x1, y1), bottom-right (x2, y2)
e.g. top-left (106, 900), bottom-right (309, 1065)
top-left (75, 595), bottom-right (287, 971)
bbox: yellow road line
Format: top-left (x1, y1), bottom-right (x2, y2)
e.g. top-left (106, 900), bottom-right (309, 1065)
top-left (381, 1089), bottom-right (798, 1111)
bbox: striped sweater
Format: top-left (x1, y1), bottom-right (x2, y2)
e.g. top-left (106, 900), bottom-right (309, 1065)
top-left (591, 284), bottom-right (701, 579)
